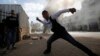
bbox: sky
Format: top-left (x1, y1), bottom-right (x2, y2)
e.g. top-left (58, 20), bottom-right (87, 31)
top-left (0, 0), bottom-right (89, 25)
top-left (0, 0), bottom-right (47, 23)
top-left (0, 0), bottom-right (84, 24)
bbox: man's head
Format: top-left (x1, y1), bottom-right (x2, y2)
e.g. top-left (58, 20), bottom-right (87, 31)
top-left (69, 8), bottom-right (76, 14)
top-left (11, 10), bottom-right (16, 16)
top-left (42, 10), bottom-right (49, 20)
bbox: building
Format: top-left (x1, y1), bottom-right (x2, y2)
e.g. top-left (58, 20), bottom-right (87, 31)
top-left (0, 4), bottom-right (29, 40)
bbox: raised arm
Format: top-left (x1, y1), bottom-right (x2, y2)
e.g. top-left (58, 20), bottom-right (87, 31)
top-left (51, 8), bottom-right (76, 19)
top-left (51, 9), bottom-right (70, 19)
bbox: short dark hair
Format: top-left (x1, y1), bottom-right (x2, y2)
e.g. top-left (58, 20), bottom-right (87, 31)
top-left (11, 10), bottom-right (15, 15)
top-left (42, 10), bottom-right (48, 15)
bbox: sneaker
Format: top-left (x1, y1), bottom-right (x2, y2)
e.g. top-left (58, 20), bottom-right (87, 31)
top-left (43, 49), bottom-right (51, 54)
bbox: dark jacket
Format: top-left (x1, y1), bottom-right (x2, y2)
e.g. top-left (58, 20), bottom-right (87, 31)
top-left (5, 16), bottom-right (18, 28)
top-left (49, 16), bottom-right (66, 33)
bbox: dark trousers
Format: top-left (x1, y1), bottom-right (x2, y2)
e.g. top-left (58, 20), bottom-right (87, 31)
top-left (0, 34), bottom-right (5, 48)
top-left (46, 31), bottom-right (95, 56)
top-left (6, 28), bottom-right (16, 49)
top-left (0, 34), bottom-right (3, 48)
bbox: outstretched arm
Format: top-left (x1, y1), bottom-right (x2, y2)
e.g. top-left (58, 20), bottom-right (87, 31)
top-left (36, 17), bottom-right (45, 24)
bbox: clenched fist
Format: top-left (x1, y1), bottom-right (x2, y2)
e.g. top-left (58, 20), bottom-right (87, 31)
top-left (69, 8), bottom-right (76, 14)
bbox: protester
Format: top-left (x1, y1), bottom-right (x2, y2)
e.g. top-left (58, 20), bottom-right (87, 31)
top-left (37, 8), bottom-right (97, 56)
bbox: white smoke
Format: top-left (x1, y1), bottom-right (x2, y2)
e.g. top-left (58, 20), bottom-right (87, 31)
top-left (45, 0), bottom-right (75, 15)
top-left (74, 0), bottom-right (100, 25)
top-left (45, 0), bottom-right (100, 29)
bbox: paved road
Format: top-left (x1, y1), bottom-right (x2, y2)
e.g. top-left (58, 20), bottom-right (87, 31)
top-left (1, 32), bottom-right (100, 56)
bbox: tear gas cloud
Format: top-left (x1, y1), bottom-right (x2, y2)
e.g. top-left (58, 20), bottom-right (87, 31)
top-left (45, 0), bottom-right (100, 31)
